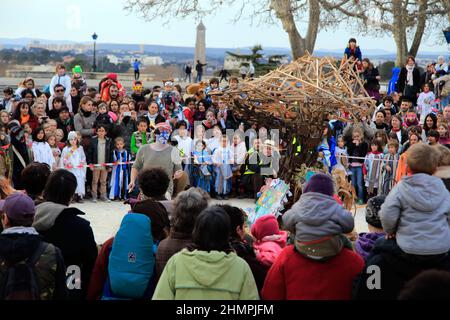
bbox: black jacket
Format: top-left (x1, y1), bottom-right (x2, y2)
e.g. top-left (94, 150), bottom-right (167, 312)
top-left (0, 232), bottom-right (67, 300)
top-left (353, 238), bottom-right (450, 300)
top-left (396, 67), bottom-right (421, 95)
top-left (87, 136), bottom-right (113, 165)
top-left (56, 117), bottom-right (75, 142)
top-left (347, 141), bottom-right (368, 165)
top-left (33, 203), bottom-right (98, 300)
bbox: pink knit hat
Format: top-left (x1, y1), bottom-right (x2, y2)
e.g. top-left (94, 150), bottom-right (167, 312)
top-left (251, 215), bottom-right (281, 241)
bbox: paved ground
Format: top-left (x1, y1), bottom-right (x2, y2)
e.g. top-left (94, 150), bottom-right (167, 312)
top-left (72, 199), bottom-right (368, 245)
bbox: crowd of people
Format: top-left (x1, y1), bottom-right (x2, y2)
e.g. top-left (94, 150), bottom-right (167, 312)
top-left (0, 46), bottom-right (449, 300)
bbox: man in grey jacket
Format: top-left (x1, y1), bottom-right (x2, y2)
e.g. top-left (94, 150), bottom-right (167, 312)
top-left (379, 143), bottom-right (450, 256)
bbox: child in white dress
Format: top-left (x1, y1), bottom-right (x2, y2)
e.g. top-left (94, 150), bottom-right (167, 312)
top-left (60, 131), bottom-right (86, 202)
top-left (31, 127), bottom-right (54, 169)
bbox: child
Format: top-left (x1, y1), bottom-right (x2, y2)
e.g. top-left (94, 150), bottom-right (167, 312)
top-left (283, 173), bottom-right (354, 261)
top-left (212, 135), bottom-right (233, 200)
top-left (31, 126), bottom-right (54, 169)
top-left (193, 140), bottom-right (212, 193)
top-left (378, 140), bottom-right (399, 195)
top-left (50, 64), bottom-right (71, 97)
top-left (364, 139), bottom-right (383, 199)
top-left (333, 135), bottom-right (348, 175)
top-left (347, 128), bottom-right (368, 204)
top-left (380, 143), bottom-right (450, 256)
top-left (385, 132), bottom-right (402, 154)
top-left (355, 195), bottom-right (386, 260)
top-left (417, 84), bottom-right (436, 124)
top-left (250, 214), bottom-right (288, 268)
top-left (427, 130), bottom-right (440, 146)
top-left (46, 134), bottom-right (61, 170)
top-left (173, 120), bottom-right (193, 177)
top-left (438, 123), bottom-right (450, 145)
top-left (130, 117), bottom-right (152, 156)
top-left (109, 137), bottom-right (131, 201)
top-left (55, 128), bottom-right (66, 150)
top-left (94, 102), bottom-right (114, 134)
top-left (60, 131), bottom-right (87, 203)
top-left (88, 125), bottom-right (112, 202)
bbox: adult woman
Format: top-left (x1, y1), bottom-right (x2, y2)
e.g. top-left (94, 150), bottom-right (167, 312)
top-left (155, 187), bottom-right (210, 278)
top-left (153, 206), bottom-right (259, 300)
top-left (389, 115), bottom-right (408, 145)
top-left (193, 100), bottom-right (207, 122)
top-left (32, 169), bottom-right (97, 300)
top-left (70, 86), bottom-right (82, 115)
top-left (108, 100), bottom-right (120, 119)
top-left (422, 113), bottom-right (438, 140)
top-left (7, 123), bottom-right (32, 190)
top-left (74, 96), bottom-right (96, 150)
top-left (361, 58), bottom-right (381, 103)
top-left (370, 110), bottom-right (389, 131)
top-left (32, 99), bottom-right (48, 124)
top-left (396, 56), bottom-right (421, 105)
top-left (145, 100), bottom-right (165, 130)
top-left (129, 122), bottom-right (184, 198)
top-left (0, 111), bottom-right (10, 127)
top-left (13, 100), bottom-right (39, 131)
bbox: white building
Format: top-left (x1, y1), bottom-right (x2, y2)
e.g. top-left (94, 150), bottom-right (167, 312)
top-left (141, 56), bottom-right (164, 66)
top-left (106, 54), bottom-right (120, 65)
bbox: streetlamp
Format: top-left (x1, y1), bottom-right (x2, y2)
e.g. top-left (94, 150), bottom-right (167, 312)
top-left (92, 32), bottom-right (98, 72)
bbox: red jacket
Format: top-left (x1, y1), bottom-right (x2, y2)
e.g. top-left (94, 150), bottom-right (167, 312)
top-left (87, 237), bottom-right (114, 300)
top-left (262, 245), bottom-right (364, 300)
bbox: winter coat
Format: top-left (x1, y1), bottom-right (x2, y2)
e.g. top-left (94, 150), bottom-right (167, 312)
top-left (354, 232), bottom-right (385, 260)
top-left (152, 249), bottom-right (259, 300)
top-left (56, 117), bottom-right (75, 142)
top-left (380, 173), bottom-right (450, 255)
top-left (253, 232), bottom-right (288, 267)
top-left (131, 199), bottom-right (170, 242)
top-left (86, 237), bottom-right (113, 300)
top-left (230, 239), bottom-right (269, 293)
top-left (262, 246), bottom-right (364, 300)
top-left (343, 122), bottom-right (374, 145)
top-left (87, 137), bottom-right (113, 165)
top-left (344, 46), bottom-right (362, 62)
top-left (396, 67), bottom-right (421, 96)
top-left (155, 231), bottom-right (191, 279)
top-left (0, 229), bottom-right (67, 300)
top-left (32, 202), bottom-right (98, 299)
top-left (49, 74), bottom-right (72, 97)
top-left (74, 111), bottom-right (96, 146)
top-left (353, 238), bottom-right (450, 300)
top-left (283, 192), bottom-right (354, 242)
top-left (114, 117), bottom-right (137, 151)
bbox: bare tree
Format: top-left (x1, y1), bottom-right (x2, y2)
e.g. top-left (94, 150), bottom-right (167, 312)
top-left (319, 0), bottom-right (447, 66)
top-left (124, 0), bottom-right (337, 60)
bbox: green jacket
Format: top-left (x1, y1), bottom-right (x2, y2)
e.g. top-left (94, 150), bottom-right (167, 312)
top-left (152, 249), bottom-right (259, 300)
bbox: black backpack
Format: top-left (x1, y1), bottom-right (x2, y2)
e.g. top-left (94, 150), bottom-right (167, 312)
top-left (0, 241), bottom-right (48, 300)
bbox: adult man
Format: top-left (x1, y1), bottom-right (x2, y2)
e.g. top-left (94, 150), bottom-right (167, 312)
top-left (133, 59), bottom-right (141, 80)
top-left (48, 84), bottom-right (72, 113)
top-left (184, 63), bottom-right (192, 83)
top-left (240, 64), bottom-right (248, 80)
top-left (219, 68), bottom-right (230, 83)
top-left (0, 193), bottom-right (67, 300)
top-left (195, 60), bottom-right (207, 82)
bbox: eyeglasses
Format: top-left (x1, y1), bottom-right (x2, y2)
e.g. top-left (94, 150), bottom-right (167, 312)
top-left (55, 89), bottom-right (64, 93)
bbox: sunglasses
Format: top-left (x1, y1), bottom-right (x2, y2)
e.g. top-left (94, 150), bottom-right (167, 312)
top-left (55, 89), bottom-right (64, 93)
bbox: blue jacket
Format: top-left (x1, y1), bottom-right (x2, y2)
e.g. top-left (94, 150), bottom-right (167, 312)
top-left (344, 46), bottom-right (362, 62)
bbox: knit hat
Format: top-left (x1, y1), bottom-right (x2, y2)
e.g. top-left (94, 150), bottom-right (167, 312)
top-left (365, 195), bottom-right (386, 229)
top-left (67, 131), bottom-right (78, 141)
top-left (107, 73), bottom-right (118, 81)
top-left (251, 214), bottom-right (281, 241)
top-left (303, 173), bottom-right (334, 197)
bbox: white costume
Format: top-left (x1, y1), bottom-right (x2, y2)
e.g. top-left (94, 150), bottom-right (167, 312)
top-left (60, 146), bottom-right (86, 196)
top-left (32, 141), bottom-right (55, 169)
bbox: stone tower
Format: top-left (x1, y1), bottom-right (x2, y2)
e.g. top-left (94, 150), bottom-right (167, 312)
top-left (194, 21), bottom-right (206, 68)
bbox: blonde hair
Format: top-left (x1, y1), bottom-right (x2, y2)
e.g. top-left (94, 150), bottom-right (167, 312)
top-left (434, 144), bottom-right (450, 166)
top-left (407, 143), bottom-right (439, 175)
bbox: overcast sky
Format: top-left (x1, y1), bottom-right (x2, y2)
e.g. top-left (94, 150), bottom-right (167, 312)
top-left (0, 0), bottom-right (447, 52)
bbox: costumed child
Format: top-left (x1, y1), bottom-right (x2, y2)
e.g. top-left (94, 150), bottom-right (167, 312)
top-left (109, 137), bottom-right (131, 201)
top-left (192, 139), bottom-right (212, 193)
top-left (31, 126), bottom-right (54, 169)
top-left (378, 140), bottom-right (399, 195)
top-left (60, 131), bottom-right (87, 202)
top-left (250, 214), bottom-right (288, 268)
top-left (417, 84), bottom-right (436, 124)
top-left (333, 135), bottom-right (349, 176)
top-left (317, 124), bottom-right (337, 173)
top-left (46, 134), bottom-right (60, 171)
top-left (364, 139), bottom-right (383, 199)
top-left (212, 134), bottom-right (233, 200)
top-left (402, 109), bottom-right (419, 129)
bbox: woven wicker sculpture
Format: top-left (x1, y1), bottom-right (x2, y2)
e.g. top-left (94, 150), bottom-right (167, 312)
top-left (222, 53), bottom-right (375, 207)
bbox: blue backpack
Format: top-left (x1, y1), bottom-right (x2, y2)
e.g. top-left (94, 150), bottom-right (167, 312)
top-left (102, 213), bottom-right (155, 300)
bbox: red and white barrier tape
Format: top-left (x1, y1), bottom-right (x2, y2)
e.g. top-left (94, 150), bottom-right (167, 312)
top-left (63, 161), bottom-right (135, 169)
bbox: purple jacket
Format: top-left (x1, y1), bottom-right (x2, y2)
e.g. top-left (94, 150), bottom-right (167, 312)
top-left (355, 232), bottom-right (385, 260)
